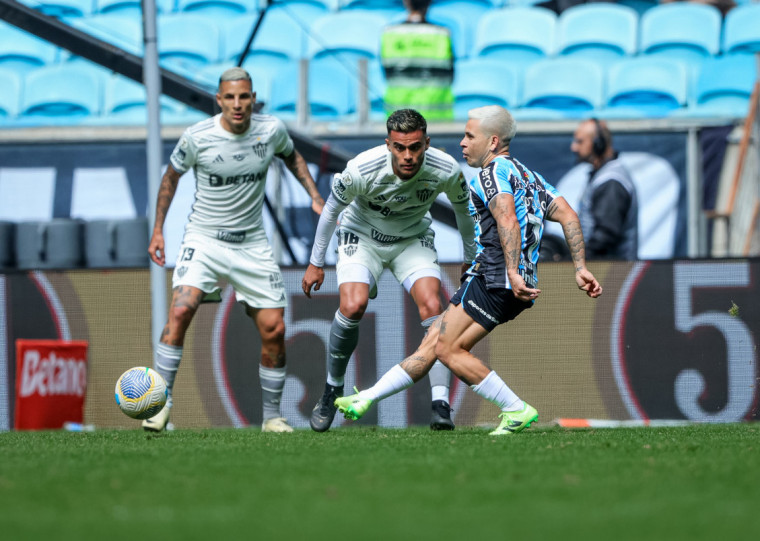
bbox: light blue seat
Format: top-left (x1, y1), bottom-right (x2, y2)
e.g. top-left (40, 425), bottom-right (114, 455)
top-left (604, 57), bottom-right (688, 117)
top-left (158, 14), bottom-right (222, 71)
top-left (267, 0), bottom-right (333, 20)
top-left (69, 15), bottom-right (143, 55)
top-left (0, 69), bottom-right (23, 120)
top-left (19, 64), bottom-right (102, 124)
top-left (521, 58), bottom-right (604, 117)
top-left (268, 58), bottom-right (356, 120)
top-left (177, 0), bottom-right (256, 17)
top-left (221, 11), bottom-right (306, 67)
top-left (27, 0), bottom-right (93, 18)
top-left (307, 11), bottom-right (387, 64)
top-left (556, 3), bottom-right (638, 65)
top-left (452, 58), bottom-right (519, 120)
top-left (94, 0), bottom-right (174, 14)
top-left (675, 55), bottom-right (757, 118)
top-left (473, 7), bottom-right (556, 70)
top-left (427, 1), bottom-right (491, 59)
top-left (722, 3), bottom-right (760, 55)
top-left (640, 3), bottom-right (721, 65)
top-left (0, 22), bottom-right (60, 73)
top-left (339, 0), bottom-right (405, 20)
top-left (100, 75), bottom-right (189, 124)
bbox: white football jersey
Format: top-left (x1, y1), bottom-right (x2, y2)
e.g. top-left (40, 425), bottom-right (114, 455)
top-left (169, 113), bottom-right (293, 243)
top-left (332, 144), bottom-right (471, 243)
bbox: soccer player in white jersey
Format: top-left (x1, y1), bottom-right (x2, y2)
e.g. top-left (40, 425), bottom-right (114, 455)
top-left (144, 67), bottom-right (324, 433)
top-left (301, 109), bottom-right (476, 432)
top-left (335, 106), bottom-right (602, 436)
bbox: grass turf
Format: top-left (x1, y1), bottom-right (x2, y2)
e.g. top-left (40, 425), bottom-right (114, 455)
top-left (1, 423), bottom-right (758, 540)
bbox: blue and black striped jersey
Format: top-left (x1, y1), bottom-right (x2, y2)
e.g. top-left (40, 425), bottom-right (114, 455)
top-left (467, 155), bottom-right (561, 290)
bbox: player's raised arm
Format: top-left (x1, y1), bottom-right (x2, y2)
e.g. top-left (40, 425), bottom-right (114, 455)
top-left (148, 164), bottom-right (182, 267)
top-left (280, 149), bottom-right (324, 215)
top-left (545, 197), bottom-right (603, 298)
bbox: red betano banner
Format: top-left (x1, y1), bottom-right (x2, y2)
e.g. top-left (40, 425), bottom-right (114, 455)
top-left (14, 340), bottom-right (89, 430)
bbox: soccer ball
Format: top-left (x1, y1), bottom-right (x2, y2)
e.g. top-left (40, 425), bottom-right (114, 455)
top-left (114, 367), bottom-right (168, 420)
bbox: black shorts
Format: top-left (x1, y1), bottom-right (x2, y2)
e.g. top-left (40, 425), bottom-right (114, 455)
top-left (450, 274), bottom-right (532, 332)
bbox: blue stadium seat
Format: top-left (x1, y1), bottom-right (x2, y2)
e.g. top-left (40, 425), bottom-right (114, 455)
top-left (307, 11), bottom-right (387, 64)
top-left (722, 3), bottom-right (760, 56)
top-left (639, 3), bottom-right (721, 65)
top-left (556, 3), bottom-right (638, 65)
top-left (675, 55), bottom-right (757, 118)
top-left (268, 58), bottom-right (356, 120)
top-left (101, 75), bottom-right (189, 124)
top-left (339, 0), bottom-right (405, 19)
top-left (604, 57), bottom-right (688, 117)
top-left (0, 69), bottom-right (23, 121)
top-left (158, 14), bottom-right (222, 71)
top-left (177, 0), bottom-right (256, 17)
top-left (473, 7), bottom-right (556, 70)
top-left (69, 15), bottom-right (143, 55)
top-left (0, 22), bottom-right (60, 73)
top-left (24, 0), bottom-right (93, 18)
top-left (268, 0), bottom-right (334, 19)
top-left (94, 0), bottom-right (174, 15)
top-left (427, 1), bottom-right (491, 59)
top-left (520, 58), bottom-right (604, 117)
top-left (452, 58), bottom-right (519, 120)
top-left (19, 64), bottom-right (102, 124)
top-left (220, 11), bottom-right (306, 67)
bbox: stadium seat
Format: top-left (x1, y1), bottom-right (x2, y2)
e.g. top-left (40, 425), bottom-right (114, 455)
top-left (675, 55), bottom-right (758, 118)
top-left (267, 0), bottom-right (334, 20)
top-left (604, 57), bottom-right (688, 117)
top-left (427, 1), bottom-right (491, 59)
top-left (0, 22), bottom-right (60, 73)
top-left (69, 15), bottom-right (143, 55)
top-left (19, 64), bottom-right (102, 123)
top-left (639, 3), bottom-right (721, 65)
top-left (15, 219), bottom-right (85, 270)
top-left (83, 218), bottom-right (149, 268)
top-left (94, 0), bottom-right (174, 14)
top-left (616, 0), bottom-right (657, 16)
top-left (722, 3), bottom-right (760, 56)
top-left (339, 0), bottom-right (405, 19)
top-left (307, 11), bottom-right (388, 63)
top-left (452, 58), bottom-right (519, 120)
top-left (177, 0), bottom-right (256, 17)
top-left (0, 69), bottom-right (22, 120)
top-left (473, 7), bottom-right (557, 70)
top-left (520, 58), bottom-right (604, 117)
top-left (28, 0), bottom-right (93, 18)
top-left (101, 75), bottom-right (189, 124)
top-left (268, 58), bottom-right (356, 120)
top-left (220, 11), bottom-right (306, 67)
top-left (158, 14), bottom-right (222, 71)
top-left (556, 3), bottom-right (638, 65)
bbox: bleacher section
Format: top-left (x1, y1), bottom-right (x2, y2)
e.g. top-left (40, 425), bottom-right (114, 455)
top-left (0, 0), bottom-right (758, 126)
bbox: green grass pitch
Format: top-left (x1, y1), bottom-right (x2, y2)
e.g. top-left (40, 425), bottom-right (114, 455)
top-left (1, 424), bottom-right (758, 540)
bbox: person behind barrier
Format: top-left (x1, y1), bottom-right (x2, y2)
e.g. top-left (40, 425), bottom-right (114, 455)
top-left (145, 67), bottom-right (324, 434)
top-left (380, 0), bottom-right (454, 121)
top-left (571, 118), bottom-right (639, 261)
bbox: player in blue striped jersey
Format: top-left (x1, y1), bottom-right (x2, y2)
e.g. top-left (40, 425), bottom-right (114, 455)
top-left (335, 106), bottom-right (602, 435)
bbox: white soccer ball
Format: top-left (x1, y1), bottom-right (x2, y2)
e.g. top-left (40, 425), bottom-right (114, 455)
top-left (114, 367), bottom-right (168, 420)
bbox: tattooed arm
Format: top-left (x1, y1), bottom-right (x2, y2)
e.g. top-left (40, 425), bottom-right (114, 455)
top-left (148, 164), bottom-right (182, 267)
top-left (489, 192), bottom-right (540, 301)
top-left (281, 150), bottom-right (325, 215)
top-left (545, 197), bottom-right (603, 298)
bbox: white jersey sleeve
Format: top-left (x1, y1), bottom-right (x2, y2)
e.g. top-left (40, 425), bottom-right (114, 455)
top-left (443, 165), bottom-right (477, 262)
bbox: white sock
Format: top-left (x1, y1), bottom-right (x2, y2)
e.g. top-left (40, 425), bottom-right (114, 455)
top-left (155, 343), bottom-right (182, 409)
top-left (359, 364), bottom-right (413, 402)
top-left (471, 371), bottom-right (523, 412)
top-left (259, 365), bottom-right (286, 421)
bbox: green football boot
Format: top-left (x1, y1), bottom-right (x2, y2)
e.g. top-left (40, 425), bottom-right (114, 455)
top-left (489, 402), bottom-right (538, 436)
top-left (335, 389), bottom-right (374, 421)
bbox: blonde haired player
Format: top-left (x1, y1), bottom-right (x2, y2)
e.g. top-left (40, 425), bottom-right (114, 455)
top-left (146, 67), bottom-right (324, 432)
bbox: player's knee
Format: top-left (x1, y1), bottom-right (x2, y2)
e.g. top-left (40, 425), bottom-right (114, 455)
top-left (339, 299), bottom-right (368, 320)
top-left (259, 317), bottom-right (286, 343)
top-left (417, 298), bottom-right (442, 321)
top-left (434, 337), bottom-right (452, 363)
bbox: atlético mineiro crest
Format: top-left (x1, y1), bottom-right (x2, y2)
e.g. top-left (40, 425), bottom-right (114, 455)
top-left (417, 188), bottom-right (434, 202)
top-left (252, 142), bottom-right (267, 159)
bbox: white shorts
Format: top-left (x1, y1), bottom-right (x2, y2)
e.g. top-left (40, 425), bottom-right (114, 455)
top-left (172, 231), bottom-right (286, 308)
top-left (335, 227), bottom-right (441, 293)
